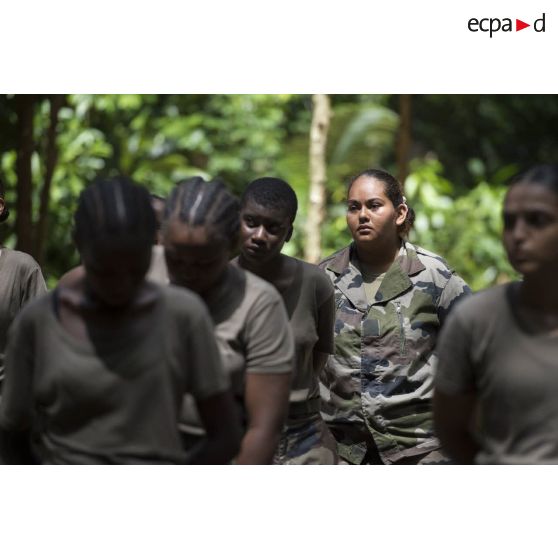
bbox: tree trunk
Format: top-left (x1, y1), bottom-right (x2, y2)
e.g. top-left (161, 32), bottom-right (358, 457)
top-left (304, 94), bottom-right (331, 264)
top-left (35, 95), bottom-right (65, 265)
top-left (15, 95), bottom-right (35, 256)
top-left (396, 94), bottom-right (412, 189)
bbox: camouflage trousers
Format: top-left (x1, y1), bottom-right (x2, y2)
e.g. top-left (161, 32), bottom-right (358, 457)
top-left (180, 416), bottom-right (339, 465)
top-left (274, 413), bottom-right (339, 465)
top-left (329, 423), bottom-right (450, 465)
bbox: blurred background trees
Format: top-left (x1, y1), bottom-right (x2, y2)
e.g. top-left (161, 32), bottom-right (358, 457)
top-left (1, 93), bottom-right (556, 288)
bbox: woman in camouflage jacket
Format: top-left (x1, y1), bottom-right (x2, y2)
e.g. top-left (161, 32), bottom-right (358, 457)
top-left (319, 169), bottom-right (471, 464)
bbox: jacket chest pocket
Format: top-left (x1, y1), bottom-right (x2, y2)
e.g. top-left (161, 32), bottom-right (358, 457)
top-left (391, 298), bottom-right (440, 357)
top-left (334, 293), bottom-right (365, 336)
top-left (362, 303), bottom-right (406, 357)
top-left (363, 299), bottom-right (439, 358)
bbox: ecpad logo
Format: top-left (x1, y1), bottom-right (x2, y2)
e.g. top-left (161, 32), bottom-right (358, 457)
top-left (468, 13), bottom-right (546, 37)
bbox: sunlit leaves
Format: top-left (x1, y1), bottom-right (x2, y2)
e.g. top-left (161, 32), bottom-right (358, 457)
top-left (406, 159), bottom-right (518, 290)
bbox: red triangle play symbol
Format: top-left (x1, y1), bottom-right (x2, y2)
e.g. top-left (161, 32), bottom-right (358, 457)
top-left (516, 19), bottom-right (530, 31)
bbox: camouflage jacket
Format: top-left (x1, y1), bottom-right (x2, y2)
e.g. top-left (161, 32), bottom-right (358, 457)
top-left (319, 241), bottom-right (471, 464)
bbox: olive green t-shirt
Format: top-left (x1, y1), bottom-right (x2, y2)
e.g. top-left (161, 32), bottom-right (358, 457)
top-left (0, 285), bottom-right (228, 464)
top-left (0, 248), bottom-right (47, 384)
top-left (435, 283), bottom-right (558, 464)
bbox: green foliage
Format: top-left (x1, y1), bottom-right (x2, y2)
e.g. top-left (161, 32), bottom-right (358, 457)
top-left (280, 97), bottom-right (399, 259)
top-left (405, 158), bottom-right (518, 291)
top-left (400, 95), bottom-right (558, 188)
top-left (0, 94), bottom-right (554, 289)
top-left (317, 155), bottom-right (519, 291)
top-left (0, 94), bottom-right (297, 280)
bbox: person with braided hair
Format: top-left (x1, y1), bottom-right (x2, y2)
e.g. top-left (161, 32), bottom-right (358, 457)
top-left (236, 177), bottom-right (339, 464)
top-left (0, 178), bottom-right (47, 391)
top-left (319, 169), bottom-right (471, 464)
top-left (0, 176), bottom-right (240, 464)
top-left (162, 176), bottom-right (293, 464)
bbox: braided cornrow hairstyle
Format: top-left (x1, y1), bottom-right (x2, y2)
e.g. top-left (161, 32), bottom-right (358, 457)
top-left (347, 169), bottom-right (415, 237)
top-left (165, 177), bottom-right (240, 244)
top-left (0, 177), bottom-right (11, 223)
top-left (74, 176), bottom-right (156, 249)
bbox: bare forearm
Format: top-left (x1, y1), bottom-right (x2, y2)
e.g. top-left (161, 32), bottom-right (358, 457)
top-left (191, 392), bottom-right (243, 464)
top-left (313, 351), bottom-right (329, 376)
top-left (235, 427), bottom-right (281, 465)
top-left (238, 372), bottom-right (291, 464)
top-left (434, 389), bottom-right (479, 464)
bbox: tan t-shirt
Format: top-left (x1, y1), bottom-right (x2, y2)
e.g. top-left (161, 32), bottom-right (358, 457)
top-left (181, 265), bottom-right (294, 434)
top-left (350, 257), bottom-right (385, 305)
top-left (276, 258), bottom-right (335, 404)
top-left (0, 285), bottom-right (228, 464)
top-left (435, 283), bottom-right (558, 464)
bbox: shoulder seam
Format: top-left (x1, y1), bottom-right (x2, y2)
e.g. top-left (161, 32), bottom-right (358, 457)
top-left (414, 248), bottom-right (454, 274)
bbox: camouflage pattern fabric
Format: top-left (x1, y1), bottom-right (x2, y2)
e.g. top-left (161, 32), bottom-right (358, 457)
top-left (319, 241), bottom-right (471, 464)
top-left (274, 411), bottom-right (339, 465)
